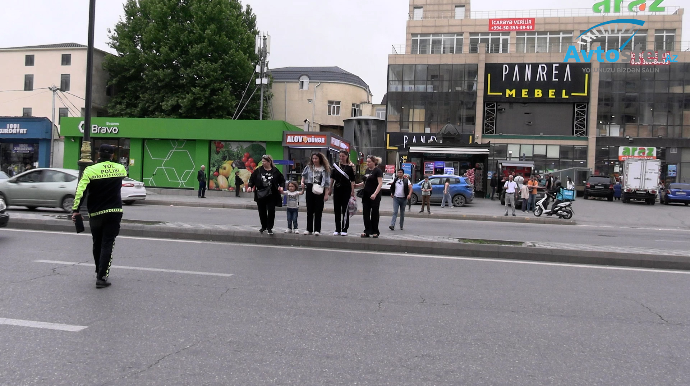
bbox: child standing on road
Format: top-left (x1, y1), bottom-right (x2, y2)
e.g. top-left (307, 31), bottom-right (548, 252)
top-left (284, 181), bottom-right (304, 233)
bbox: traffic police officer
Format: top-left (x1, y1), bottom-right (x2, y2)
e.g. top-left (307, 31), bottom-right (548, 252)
top-left (71, 144), bottom-right (127, 288)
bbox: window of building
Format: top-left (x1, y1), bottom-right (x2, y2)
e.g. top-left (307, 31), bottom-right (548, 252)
top-left (299, 75), bottom-right (309, 90)
top-left (469, 33), bottom-right (510, 53)
top-left (328, 101), bottom-right (341, 116)
top-left (22, 108), bottom-right (32, 117)
top-left (376, 108), bottom-right (386, 120)
top-left (455, 6), bottom-right (465, 19)
top-left (25, 55), bottom-right (34, 66)
top-left (516, 32), bottom-right (573, 53)
top-left (351, 103), bottom-right (362, 117)
top-left (411, 34), bottom-right (463, 55)
top-left (654, 29), bottom-right (675, 51)
top-left (61, 54), bottom-right (72, 66)
top-left (60, 74), bottom-right (70, 91)
top-left (413, 7), bottom-right (423, 20)
top-left (24, 74), bottom-right (34, 91)
top-left (59, 107), bottom-right (69, 118)
top-left (583, 30), bottom-right (647, 51)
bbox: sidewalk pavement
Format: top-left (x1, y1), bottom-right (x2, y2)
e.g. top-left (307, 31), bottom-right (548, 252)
top-left (143, 189), bottom-right (573, 225)
top-left (6, 211), bottom-right (690, 271)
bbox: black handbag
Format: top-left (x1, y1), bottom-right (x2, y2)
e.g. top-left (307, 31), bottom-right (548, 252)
top-left (356, 189), bottom-right (364, 198)
top-left (256, 186), bottom-right (272, 199)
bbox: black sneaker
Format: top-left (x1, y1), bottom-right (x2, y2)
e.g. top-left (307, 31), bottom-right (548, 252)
top-left (259, 228), bottom-right (265, 234)
top-left (389, 225), bottom-right (395, 231)
top-left (267, 229), bottom-right (274, 235)
top-left (96, 278), bottom-right (111, 288)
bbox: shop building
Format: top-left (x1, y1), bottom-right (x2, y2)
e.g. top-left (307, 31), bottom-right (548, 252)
top-left (388, 0), bottom-right (690, 190)
top-left (0, 117), bottom-right (52, 175)
top-left (60, 117), bottom-right (300, 191)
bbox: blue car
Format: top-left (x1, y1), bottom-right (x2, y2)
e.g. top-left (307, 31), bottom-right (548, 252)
top-left (661, 183), bottom-right (690, 206)
top-left (410, 175), bottom-right (474, 207)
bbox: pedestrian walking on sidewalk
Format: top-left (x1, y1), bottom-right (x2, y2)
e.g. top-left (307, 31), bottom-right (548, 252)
top-left (389, 168), bottom-right (412, 231)
top-left (330, 149), bottom-right (355, 236)
top-left (283, 181), bottom-right (304, 233)
top-left (300, 152), bottom-right (331, 236)
top-left (520, 180), bottom-right (530, 213)
top-left (419, 175), bottom-right (432, 214)
top-left (234, 171), bottom-right (243, 197)
top-left (247, 155), bottom-right (285, 235)
top-left (197, 165), bottom-right (206, 198)
top-left (71, 144), bottom-right (127, 289)
top-left (355, 155), bottom-right (383, 238)
top-left (441, 178), bottom-right (453, 208)
top-left (504, 175), bottom-right (518, 216)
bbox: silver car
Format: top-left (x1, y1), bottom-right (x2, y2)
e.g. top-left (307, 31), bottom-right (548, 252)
top-left (0, 168), bottom-right (79, 212)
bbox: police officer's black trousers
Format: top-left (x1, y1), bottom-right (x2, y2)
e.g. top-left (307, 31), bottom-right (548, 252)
top-left (89, 212), bottom-right (122, 279)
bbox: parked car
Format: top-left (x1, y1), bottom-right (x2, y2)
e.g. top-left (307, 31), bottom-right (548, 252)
top-left (122, 177), bottom-right (147, 204)
top-left (410, 175), bottom-right (474, 207)
top-left (0, 171), bottom-right (8, 180)
top-left (0, 195), bottom-right (8, 227)
top-left (0, 168), bottom-right (79, 212)
top-left (660, 183), bottom-right (690, 206)
top-left (583, 175), bottom-right (615, 201)
top-left (381, 173), bottom-right (395, 193)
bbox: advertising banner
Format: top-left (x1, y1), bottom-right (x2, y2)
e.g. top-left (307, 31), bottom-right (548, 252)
top-left (402, 163), bottom-right (413, 177)
top-left (385, 165), bottom-right (396, 174)
top-left (667, 164), bottom-right (677, 177)
top-left (618, 146), bottom-right (656, 161)
top-left (489, 18), bottom-right (535, 32)
top-left (424, 162), bottom-right (435, 175)
top-left (209, 141), bottom-right (266, 191)
top-left (284, 134), bottom-right (327, 147)
top-left (444, 167), bottom-right (456, 175)
top-left (484, 63), bottom-right (590, 103)
top-left (12, 144), bottom-right (34, 154)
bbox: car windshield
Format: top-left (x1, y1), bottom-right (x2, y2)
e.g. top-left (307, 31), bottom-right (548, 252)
top-left (589, 177), bottom-right (611, 184)
top-left (0, 172), bottom-right (8, 179)
top-left (669, 183), bottom-right (690, 190)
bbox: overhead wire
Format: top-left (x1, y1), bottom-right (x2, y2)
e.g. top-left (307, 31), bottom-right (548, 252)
top-left (55, 92), bottom-right (80, 117)
top-left (0, 90), bottom-right (50, 104)
top-left (58, 90), bottom-right (82, 115)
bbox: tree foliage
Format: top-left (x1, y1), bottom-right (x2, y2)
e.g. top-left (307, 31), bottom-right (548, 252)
top-left (104, 0), bottom-right (264, 119)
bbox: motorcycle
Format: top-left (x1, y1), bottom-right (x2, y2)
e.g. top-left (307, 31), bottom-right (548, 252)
top-left (534, 192), bottom-right (574, 219)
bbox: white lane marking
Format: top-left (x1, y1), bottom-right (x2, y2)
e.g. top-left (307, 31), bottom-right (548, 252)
top-left (34, 260), bottom-right (233, 277)
top-left (6, 228), bottom-right (690, 276)
top-left (0, 317), bottom-right (87, 332)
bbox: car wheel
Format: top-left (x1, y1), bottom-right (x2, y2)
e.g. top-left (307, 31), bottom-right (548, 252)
top-left (61, 195), bottom-right (75, 213)
top-left (685, 203), bottom-right (688, 206)
top-left (0, 193), bottom-right (8, 207)
top-left (123, 200), bottom-right (135, 205)
top-left (452, 194), bottom-right (466, 207)
top-left (410, 194), bottom-right (419, 205)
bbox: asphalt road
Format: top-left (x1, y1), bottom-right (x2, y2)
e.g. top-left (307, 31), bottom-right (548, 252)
top-left (1, 229), bottom-right (690, 385)
top-left (10, 200), bottom-right (690, 252)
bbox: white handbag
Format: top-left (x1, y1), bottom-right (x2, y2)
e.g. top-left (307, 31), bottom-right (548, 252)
top-left (311, 167), bottom-right (324, 195)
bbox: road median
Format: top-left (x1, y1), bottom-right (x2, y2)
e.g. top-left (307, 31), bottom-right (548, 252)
top-left (6, 216), bottom-right (689, 271)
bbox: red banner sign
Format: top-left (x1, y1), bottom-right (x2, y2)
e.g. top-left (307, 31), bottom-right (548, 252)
top-left (489, 18), bottom-right (535, 31)
top-left (330, 137), bottom-right (350, 152)
top-left (385, 165), bottom-right (395, 174)
top-left (285, 134), bottom-right (327, 146)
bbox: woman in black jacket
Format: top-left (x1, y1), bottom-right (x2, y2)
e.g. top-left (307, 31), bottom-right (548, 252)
top-left (247, 155), bottom-right (285, 235)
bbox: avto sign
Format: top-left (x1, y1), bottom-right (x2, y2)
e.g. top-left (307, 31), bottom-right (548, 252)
top-left (564, 19), bottom-right (678, 65)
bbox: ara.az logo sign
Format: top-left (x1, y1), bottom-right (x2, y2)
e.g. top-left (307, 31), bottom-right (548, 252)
top-left (593, 0), bottom-right (666, 13)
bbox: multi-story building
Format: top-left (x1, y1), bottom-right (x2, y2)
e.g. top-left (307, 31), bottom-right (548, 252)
top-left (0, 43), bottom-right (110, 169)
top-left (270, 67), bottom-right (372, 137)
top-left (387, 0), bottom-right (690, 186)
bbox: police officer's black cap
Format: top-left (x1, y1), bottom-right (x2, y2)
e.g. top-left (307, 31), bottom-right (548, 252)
top-left (99, 144), bottom-right (115, 155)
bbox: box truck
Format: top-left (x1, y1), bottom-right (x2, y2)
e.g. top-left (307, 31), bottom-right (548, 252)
top-left (622, 159), bottom-right (661, 205)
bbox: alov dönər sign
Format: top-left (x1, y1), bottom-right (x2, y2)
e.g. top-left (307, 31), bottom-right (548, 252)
top-left (484, 63), bottom-right (591, 103)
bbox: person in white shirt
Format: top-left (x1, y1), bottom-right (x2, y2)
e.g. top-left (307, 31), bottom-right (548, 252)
top-left (389, 169), bottom-right (412, 231)
top-left (504, 175), bottom-right (518, 216)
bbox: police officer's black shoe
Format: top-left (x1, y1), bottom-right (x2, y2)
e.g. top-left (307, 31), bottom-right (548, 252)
top-left (96, 278), bottom-right (111, 288)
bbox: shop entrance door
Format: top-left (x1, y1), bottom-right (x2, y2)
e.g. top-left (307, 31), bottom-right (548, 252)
top-left (142, 139), bottom-right (198, 188)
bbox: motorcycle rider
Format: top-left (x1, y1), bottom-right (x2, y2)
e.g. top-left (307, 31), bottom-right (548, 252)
top-left (546, 181), bottom-right (564, 216)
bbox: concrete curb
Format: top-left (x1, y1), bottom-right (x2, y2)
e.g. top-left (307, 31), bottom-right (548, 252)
top-left (7, 217), bottom-right (689, 271)
top-left (142, 199), bottom-right (576, 226)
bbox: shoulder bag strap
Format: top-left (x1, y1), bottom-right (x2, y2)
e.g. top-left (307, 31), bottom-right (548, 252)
top-left (333, 163), bottom-right (349, 180)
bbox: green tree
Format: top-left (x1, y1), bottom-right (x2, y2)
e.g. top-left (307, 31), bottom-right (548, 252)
top-left (104, 0), bottom-right (264, 119)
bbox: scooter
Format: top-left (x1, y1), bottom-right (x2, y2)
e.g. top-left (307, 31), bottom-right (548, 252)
top-left (534, 193), bottom-right (574, 219)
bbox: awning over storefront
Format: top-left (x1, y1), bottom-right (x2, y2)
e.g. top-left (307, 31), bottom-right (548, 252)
top-left (409, 146), bottom-right (489, 155)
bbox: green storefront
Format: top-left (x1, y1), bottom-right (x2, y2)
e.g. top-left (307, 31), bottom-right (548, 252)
top-left (60, 117), bottom-right (300, 190)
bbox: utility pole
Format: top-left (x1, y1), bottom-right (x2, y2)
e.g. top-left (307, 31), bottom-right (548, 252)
top-left (255, 33), bottom-right (270, 120)
top-left (48, 85), bottom-right (59, 167)
top-left (79, 0), bottom-right (97, 178)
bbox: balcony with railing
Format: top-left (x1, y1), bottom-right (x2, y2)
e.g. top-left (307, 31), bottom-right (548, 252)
top-left (408, 7), bottom-right (682, 20)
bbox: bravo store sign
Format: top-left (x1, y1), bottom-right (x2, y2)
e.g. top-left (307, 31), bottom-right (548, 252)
top-left (78, 121), bottom-right (120, 134)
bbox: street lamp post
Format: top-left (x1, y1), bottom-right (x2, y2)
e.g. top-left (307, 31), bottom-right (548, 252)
top-left (78, 0), bottom-right (97, 178)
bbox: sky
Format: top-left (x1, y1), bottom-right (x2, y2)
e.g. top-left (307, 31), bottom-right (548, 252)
top-left (1, 0), bottom-right (687, 104)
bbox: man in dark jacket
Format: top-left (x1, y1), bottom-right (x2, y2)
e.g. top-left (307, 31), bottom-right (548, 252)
top-left (234, 171), bottom-right (243, 197)
top-left (71, 144), bottom-right (127, 288)
top-left (197, 165), bottom-right (206, 198)
top-left (490, 174), bottom-right (498, 200)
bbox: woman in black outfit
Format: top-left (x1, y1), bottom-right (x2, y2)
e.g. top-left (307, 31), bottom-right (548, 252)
top-left (247, 155), bottom-right (285, 235)
top-left (330, 149), bottom-right (356, 236)
top-left (355, 156), bottom-right (383, 238)
top-left (300, 152), bottom-right (331, 236)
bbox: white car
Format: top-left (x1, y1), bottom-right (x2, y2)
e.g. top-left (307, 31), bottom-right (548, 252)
top-left (381, 173), bottom-right (395, 193)
top-left (122, 177), bottom-right (146, 205)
